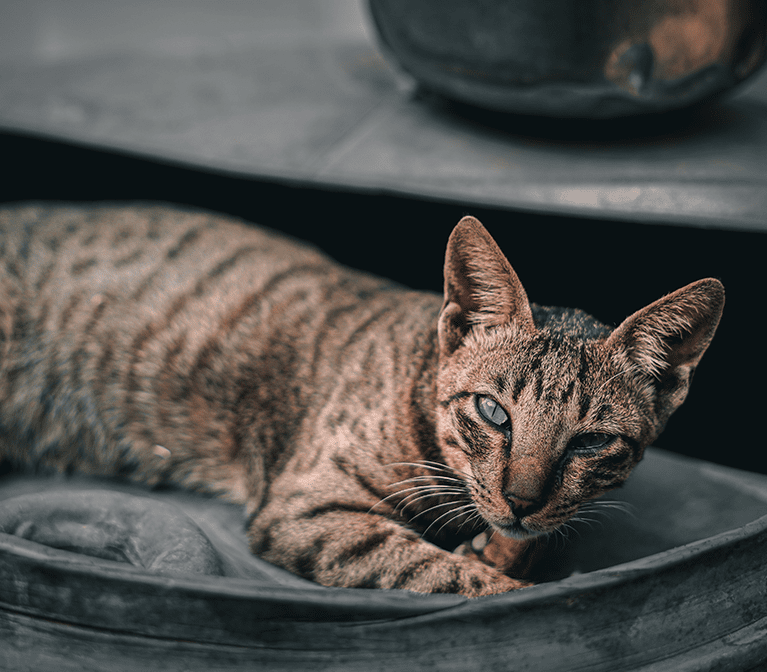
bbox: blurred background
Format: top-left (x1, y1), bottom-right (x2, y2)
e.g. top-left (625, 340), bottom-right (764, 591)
top-left (0, 0), bottom-right (765, 472)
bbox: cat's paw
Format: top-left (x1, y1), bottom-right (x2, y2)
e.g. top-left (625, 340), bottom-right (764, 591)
top-left (457, 561), bottom-right (533, 597)
top-left (402, 544), bottom-right (533, 596)
top-left (454, 530), bottom-right (545, 580)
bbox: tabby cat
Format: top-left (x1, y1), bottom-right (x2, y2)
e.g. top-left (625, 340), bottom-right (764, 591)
top-left (0, 204), bottom-right (724, 597)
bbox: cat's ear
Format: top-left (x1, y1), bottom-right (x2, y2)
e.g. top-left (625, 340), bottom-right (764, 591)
top-left (606, 278), bottom-right (724, 420)
top-left (438, 216), bottom-right (535, 355)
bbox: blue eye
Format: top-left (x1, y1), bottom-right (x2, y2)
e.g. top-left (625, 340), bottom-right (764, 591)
top-left (476, 396), bottom-right (510, 432)
top-left (568, 433), bottom-right (615, 452)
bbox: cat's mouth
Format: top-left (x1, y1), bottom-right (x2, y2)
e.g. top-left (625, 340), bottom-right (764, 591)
top-left (491, 520), bottom-right (544, 540)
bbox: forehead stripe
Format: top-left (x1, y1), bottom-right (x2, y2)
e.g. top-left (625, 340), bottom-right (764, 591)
top-left (577, 344), bottom-right (590, 382)
top-left (560, 379), bottom-right (576, 404)
top-left (511, 375), bottom-right (527, 402)
top-left (578, 393), bottom-right (592, 420)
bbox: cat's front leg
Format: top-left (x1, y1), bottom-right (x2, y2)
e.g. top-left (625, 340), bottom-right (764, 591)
top-left (248, 505), bottom-right (531, 597)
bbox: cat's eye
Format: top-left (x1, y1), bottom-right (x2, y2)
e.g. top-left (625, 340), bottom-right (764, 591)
top-left (476, 396), bottom-right (510, 432)
top-left (567, 432), bottom-right (615, 452)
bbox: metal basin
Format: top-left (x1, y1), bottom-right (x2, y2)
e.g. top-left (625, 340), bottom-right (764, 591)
top-left (368, 0), bottom-right (767, 117)
top-left (1, 448), bottom-right (766, 671)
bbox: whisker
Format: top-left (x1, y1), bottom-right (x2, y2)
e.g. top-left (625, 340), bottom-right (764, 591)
top-left (383, 461), bottom-right (485, 538)
top-left (547, 528), bottom-right (563, 551)
top-left (569, 514), bottom-right (602, 531)
top-left (394, 484), bottom-right (466, 497)
top-left (387, 461), bottom-right (453, 474)
top-left (457, 510), bottom-right (485, 534)
top-left (387, 460), bottom-right (474, 482)
top-left (417, 459), bottom-right (469, 475)
top-left (596, 363), bottom-right (644, 394)
top-left (555, 522), bottom-right (580, 548)
top-left (433, 504), bottom-right (479, 537)
top-left (369, 484), bottom-right (462, 513)
top-left (578, 499), bottom-right (637, 522)
top-left (396, 488), bottom-right (466, 512)
top-left (387, 474), bottom-right (465, 489)
top-left (422, 502), bottom-right (476, 537)
top-left (591, 499), bottom-right (637, 514)
top-left (409, 499), bottom-right (464, 522)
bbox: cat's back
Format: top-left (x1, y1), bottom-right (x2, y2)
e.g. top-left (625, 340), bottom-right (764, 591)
top-left (0, 202), bottom-right (333, 305)
top-left (0, 203), bottom-right (360, 351)
top-left (0, 203), bottom-right (430, 404)
top-left (0, 202), bottom-right (369, 410)
top-left (0, 203), bottom-right (438, 486)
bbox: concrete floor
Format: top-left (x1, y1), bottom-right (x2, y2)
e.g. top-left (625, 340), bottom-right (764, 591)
top-left (0, 0), bottom-right (374, 63)
top-left (2, 0), bottom-right (767, 233)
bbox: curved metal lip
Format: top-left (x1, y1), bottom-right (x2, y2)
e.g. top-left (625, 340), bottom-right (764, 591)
top-left (394, 59), bottom-right (744, 118)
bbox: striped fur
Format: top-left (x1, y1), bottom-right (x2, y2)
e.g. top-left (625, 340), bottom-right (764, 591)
top-left (0, 204), bottom-right (724, 596)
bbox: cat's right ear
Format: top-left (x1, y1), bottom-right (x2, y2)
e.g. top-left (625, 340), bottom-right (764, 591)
top-left (438, 216), bottom-right (535, 356)
top-left (605, 277), bottom-right (724, 426)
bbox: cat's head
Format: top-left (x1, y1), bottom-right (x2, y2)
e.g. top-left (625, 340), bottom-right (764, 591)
top-left (435, 216), bottom-right (724, 539)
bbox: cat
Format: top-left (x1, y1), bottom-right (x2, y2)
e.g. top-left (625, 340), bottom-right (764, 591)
top-left (0, 203), bottom-right (724, 597)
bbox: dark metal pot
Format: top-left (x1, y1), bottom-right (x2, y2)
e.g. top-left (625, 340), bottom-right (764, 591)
top-left (368, 0), bottom-right (767, 117)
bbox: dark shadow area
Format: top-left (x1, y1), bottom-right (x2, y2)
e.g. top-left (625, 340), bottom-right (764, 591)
top-left (415, 85), bottom-right (767, 154)
top-left (1, 131), bottom-right (763, 473)
top-left (415, 87), bottom-right (738, 144)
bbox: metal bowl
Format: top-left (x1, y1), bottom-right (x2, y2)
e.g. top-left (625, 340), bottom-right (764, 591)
top-left (2, 448), bottom-right (767, 670)
top-left (368, 0), bottom-right (767, 117)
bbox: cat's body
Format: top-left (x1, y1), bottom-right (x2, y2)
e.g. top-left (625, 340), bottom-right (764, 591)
top-left (0, 203), bottom-right (724, 596)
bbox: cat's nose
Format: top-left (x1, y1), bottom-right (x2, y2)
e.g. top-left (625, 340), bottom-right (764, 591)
top-left (504, 491), bottom-right (540, 517)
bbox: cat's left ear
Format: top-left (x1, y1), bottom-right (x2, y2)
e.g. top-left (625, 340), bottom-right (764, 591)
top-left (438, 216), bottom-right (535, 356)
top-left (606, 278), bottom-right (724, 420)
